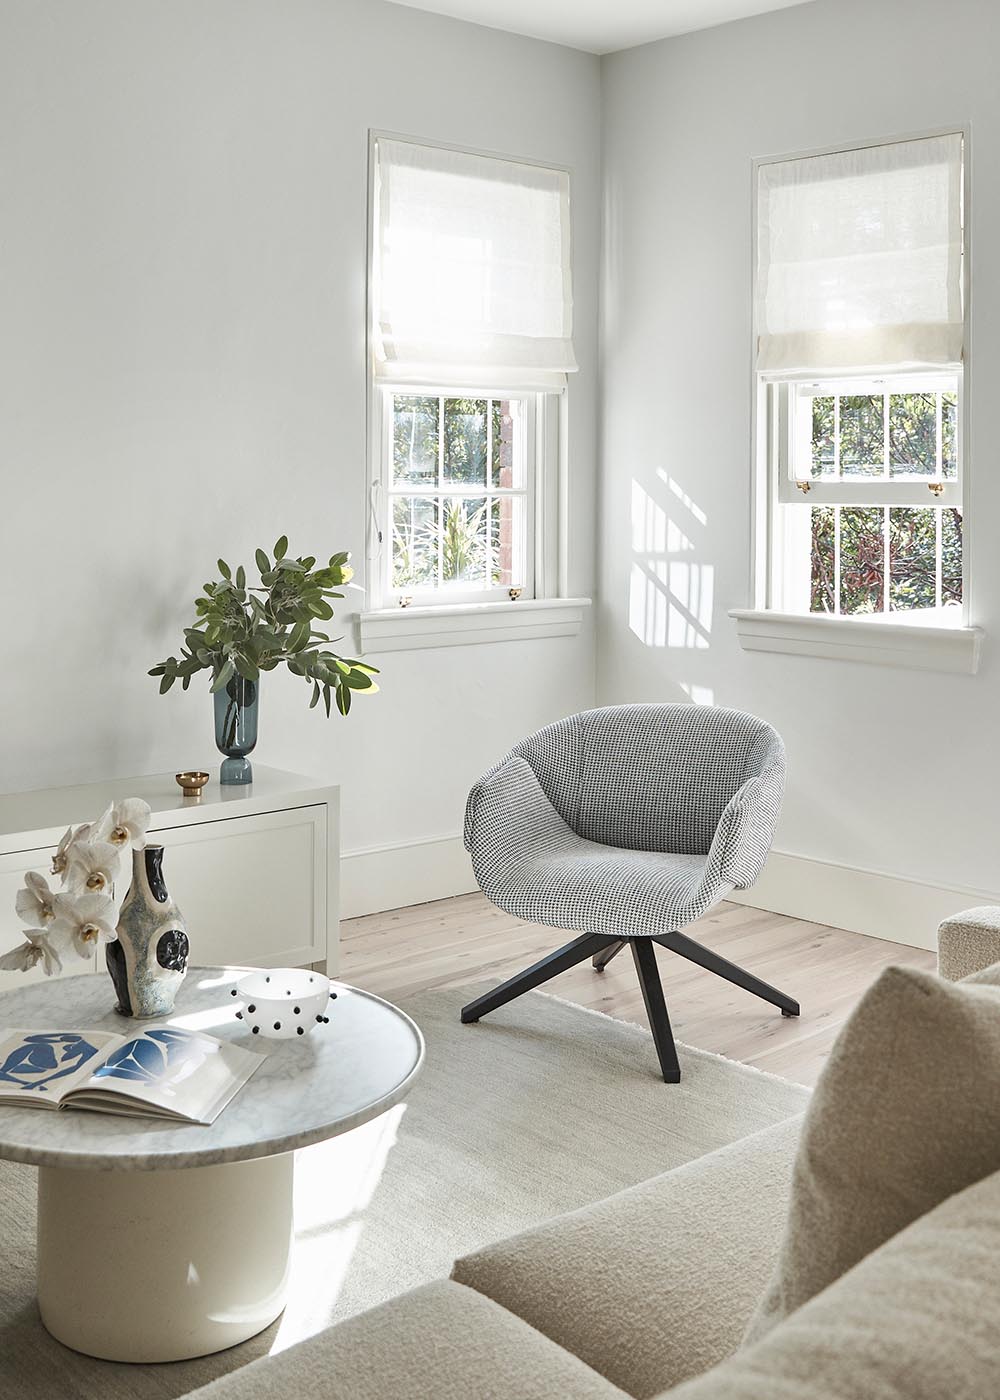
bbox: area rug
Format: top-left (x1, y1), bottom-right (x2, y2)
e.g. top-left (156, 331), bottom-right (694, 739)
top-left (0, 985), bottom-right (808, 1400)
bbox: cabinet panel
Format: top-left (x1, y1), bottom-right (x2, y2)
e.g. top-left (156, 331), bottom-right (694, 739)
top-left (152, 807), bottom-right (327, 969)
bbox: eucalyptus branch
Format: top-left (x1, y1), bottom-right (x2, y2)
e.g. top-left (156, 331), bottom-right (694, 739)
top-left (149, 536), bottom-right (379, 718)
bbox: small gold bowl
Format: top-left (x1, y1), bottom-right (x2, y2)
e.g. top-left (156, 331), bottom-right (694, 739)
top-left (176, 771), bottom-right (210, 798)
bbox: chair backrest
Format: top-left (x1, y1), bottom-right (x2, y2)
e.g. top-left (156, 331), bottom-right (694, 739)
top-left (511, 704), bottom-right (783, 855)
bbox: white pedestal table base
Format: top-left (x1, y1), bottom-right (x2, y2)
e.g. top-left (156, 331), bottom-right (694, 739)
top-left (37, 1152), bottom-right (294, 1362)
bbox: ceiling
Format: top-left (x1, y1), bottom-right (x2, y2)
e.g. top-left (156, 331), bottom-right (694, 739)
top-left (389, 0), bottom-right (817, 55)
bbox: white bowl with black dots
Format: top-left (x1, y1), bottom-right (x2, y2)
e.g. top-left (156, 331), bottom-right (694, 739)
top-left (231, 969), bottom-right (335, 1040)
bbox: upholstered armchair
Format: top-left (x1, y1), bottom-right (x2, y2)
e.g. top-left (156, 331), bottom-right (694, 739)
top-left (461, 704), bottom-right (797, 1081)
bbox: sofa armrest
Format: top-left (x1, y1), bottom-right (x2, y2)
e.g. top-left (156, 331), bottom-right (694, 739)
top-left (938, 907), bottom-right (1000, 983)
top-left (705, 759), bottom-right (784, 891)
top-left (452, 1114), bottom-right (804, 1400)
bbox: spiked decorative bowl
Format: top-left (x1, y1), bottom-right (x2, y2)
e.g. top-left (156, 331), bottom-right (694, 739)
top-left (232, 968), bottom-right (334, 1040)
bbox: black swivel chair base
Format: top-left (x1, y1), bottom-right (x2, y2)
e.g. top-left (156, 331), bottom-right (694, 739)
top-left (461, 930), bottom-right (799, 1083)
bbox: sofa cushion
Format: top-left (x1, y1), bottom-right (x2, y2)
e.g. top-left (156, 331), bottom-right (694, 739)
top-left (744, 964), bottom-right (1000, 1344)
top-left (184, 1279), bottom-right (630, 1400)
top-left (664, 1165), bottom-right (1000, 1399)
top-left (452, 1114), bottom-right (803, 1399)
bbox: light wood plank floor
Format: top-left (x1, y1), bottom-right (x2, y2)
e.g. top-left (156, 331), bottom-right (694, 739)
top-left (341, 894), bottom-right (936, 1086)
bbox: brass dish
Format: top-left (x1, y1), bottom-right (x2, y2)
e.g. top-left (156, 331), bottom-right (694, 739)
top-left (175, 771), bottom-right (210, 798)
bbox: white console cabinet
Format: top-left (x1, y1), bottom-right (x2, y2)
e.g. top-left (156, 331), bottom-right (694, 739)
top-left (0, 767), bottom-right (339, 991)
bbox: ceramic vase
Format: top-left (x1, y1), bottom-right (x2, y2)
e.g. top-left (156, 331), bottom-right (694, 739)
top-left (107, 845), bottom-right (190, 1017)
top-left (214, 675), bottom-right (259, 786)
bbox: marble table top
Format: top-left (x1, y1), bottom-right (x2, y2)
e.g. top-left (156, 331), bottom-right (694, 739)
top-left (0, 968), bottom-right (424, 1172)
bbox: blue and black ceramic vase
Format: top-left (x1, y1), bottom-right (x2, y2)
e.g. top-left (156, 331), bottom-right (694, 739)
top-left (108, 845), bottom-right (189, 1017)
top-left (214, 675), bottom-right (258, 785)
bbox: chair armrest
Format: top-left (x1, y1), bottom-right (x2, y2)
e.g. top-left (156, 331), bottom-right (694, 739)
top-left (705, 758), bottom-right (784, 891)
top-left (464, 756), bottom-right (572, 868)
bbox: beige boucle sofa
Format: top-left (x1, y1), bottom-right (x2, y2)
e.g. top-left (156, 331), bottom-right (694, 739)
top-left (186, 943), bottom-right (1000, 1400)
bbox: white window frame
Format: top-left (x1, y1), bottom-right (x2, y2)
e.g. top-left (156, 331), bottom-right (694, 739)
top-left (360, 130), bottom-right (588, 654)
top-left (732, 126), bottom-right (981, 675)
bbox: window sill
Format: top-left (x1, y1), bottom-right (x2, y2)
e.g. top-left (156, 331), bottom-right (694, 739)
top-left (358, 597), bottom-right (591, 654)
top-left (729, 608), bottom-right (983, 675)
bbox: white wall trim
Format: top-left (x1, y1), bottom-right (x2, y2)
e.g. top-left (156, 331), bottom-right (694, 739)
top-left (341, 831), bottom-right (475, 918)
top-left (734, 847), bottom-right (1000, 952)
top-left (730, 608), bottom-right (983, 674)
top-left (341, 830), bottom-right (997, 953)
top-left (358, 596), bottom-right (590, 654)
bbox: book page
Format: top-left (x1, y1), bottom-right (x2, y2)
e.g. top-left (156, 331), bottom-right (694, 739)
top-left (0, 1029), bottom-right (124, 1107)
top-left (66, 1027), bottom-right (264, 1125)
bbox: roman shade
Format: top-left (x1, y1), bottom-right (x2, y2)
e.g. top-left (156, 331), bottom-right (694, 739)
top-left (755, 133), bottom-right (964, 376)
top-left (372, 137), bottom-right (576, 388)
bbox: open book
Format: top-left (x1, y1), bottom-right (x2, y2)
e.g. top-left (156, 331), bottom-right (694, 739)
top-left (0, 1026), bottom-right (263, 1124)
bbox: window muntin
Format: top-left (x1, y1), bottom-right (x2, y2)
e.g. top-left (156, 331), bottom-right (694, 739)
top-left (770, 372), bottom-right (963, 620)
top-left (380, 390), bottom-right (535, 604)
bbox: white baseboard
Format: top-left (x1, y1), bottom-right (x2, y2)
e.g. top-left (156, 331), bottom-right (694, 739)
top-left (733, 849), bottom-right (1000, 952)
top-left (340, 832), bottom-right (475, 919)
top-left (341, 833), bottom-right (999, 953)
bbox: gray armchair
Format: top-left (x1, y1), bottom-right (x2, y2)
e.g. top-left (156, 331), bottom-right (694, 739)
top-left (461, 704), bottom-right (798, 1081)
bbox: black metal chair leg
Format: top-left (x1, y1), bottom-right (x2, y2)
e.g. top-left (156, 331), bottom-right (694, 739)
top-left (652, 930), bottom-right (800, 1017)
top-left (461, 933), bottom-right (616, 1024)
top-left (592, 938), bottom-right (628, 972)
top-left (630, 939), bottom-right (681, 1083)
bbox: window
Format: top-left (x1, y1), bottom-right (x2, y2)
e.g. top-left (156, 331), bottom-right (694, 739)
top-left (745, 132), bottom-right (972, 658)
top-left (367, 136), bottom-right (575, 610)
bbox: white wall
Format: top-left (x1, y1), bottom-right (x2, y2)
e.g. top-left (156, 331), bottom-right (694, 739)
top-left (600, 0), bottom-right (1000, 929)
top-left (0, 0), bottom-right (600, 912)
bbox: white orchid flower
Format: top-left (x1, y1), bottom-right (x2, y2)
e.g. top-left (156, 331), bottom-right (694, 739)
top-left (15, 871), bottom-right (59, 926)
top-left (50, 892), bottom-right (119, 960)
top-left (50, 822), bottom-right (93, 876)
top-left (93, 798), bottom-right (151, 851)
top-left (63, 841), bottom-right (122, 897)
top-left (0, 930), bottom-right (63, 977)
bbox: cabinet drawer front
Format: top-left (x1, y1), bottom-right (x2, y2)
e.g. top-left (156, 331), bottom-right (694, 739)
top-left (152, 807), bottom-right (327, 969)
top-left (0, 849), bottom-right (97, 990)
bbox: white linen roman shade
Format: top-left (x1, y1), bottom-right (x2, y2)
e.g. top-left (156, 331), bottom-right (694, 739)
top-left (372, 137), bottom-right (576, 388)
top-left (756, 133), bottom-right (964, 376)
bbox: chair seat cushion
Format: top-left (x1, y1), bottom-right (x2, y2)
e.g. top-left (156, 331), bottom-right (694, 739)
top-left (452, 1115), bottom-right (803, 1399)
top-left (665, 1165), bottom-right (1000, 1400)
top-left (184, 1280), bottom-right (630, 1400)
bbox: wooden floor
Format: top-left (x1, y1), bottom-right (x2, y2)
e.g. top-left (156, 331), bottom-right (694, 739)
top-left (340, 894), bottom-right (936, 1087)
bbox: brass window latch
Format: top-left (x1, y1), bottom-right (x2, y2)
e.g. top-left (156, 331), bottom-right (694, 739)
top-left (928, 482), bottom-right (945, 496)
top-left (508, 587), bottom-right (522, 601)
top-left (795, 480), bottom-right (812, 494)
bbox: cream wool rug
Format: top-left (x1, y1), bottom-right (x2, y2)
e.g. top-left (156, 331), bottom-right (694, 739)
top-left (0, 985), bottom-right (808, 1400)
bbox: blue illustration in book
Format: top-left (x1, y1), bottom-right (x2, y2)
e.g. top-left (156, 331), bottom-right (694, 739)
top-left (92, 1027), bottom-right (212, 1095)
top-left (0, 1033), bottom-right (102, 1092)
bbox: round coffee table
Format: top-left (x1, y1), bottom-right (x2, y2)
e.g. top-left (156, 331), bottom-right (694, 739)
top-left (0, 967), bottom-right (423, 1363)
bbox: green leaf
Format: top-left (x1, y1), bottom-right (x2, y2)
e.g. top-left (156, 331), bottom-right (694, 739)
top-left (323, 684), bottom-right (332, 718)
top-left (288, 620), bottom-right (310, 652)
top-left (309, 681), bottom-right (320, 709)
top-left (336, 682), bottom-right (351, 716)
top-left (255, 548), bottom-right (270, 576)
top-left (233, 653), bottom-right (260, 681)
top-left (344, 671), bottom-right (375, 691)
top-left (273, 535), bottom-right (288, 560)
top-left (159, 674), bottom-right (175, 694)
top-left (148, 664), bottom-right (167, 677)
top-left (210, 658), bottom-right (235, 693)
top-left (217, 558), bottom-right (231, 580)
top-left (236, 565), bottom-right (246, 590)
top-left (312, 600), bottom-right (334, 620)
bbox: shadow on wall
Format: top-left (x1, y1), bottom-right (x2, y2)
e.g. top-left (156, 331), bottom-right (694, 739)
top-left (628, 470), bottom-right (715, 705)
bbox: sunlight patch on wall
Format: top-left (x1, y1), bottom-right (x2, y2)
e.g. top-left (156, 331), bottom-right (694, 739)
top-left (679, 682), bottom-right (715, 705)
top-left (629, 478), bottom-right (713, 649)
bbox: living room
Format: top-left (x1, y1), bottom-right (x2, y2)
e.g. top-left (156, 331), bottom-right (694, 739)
top-left (1, 0), bottom-right (996, 1395)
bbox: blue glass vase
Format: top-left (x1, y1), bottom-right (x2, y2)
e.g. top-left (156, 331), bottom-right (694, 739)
top-left (214, 676), bottom-right (259, 785)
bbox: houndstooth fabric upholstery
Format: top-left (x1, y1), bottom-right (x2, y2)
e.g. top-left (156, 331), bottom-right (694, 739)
top-left (464, 705), bottom-right (784, 938)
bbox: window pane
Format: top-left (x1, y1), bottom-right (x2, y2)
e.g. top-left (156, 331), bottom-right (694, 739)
top-left (942, 507), bottom-right (962, 604)
top-left (810, 506), bottom-right (835, 612)
top-left (440, 496), bottom-right (489, 584)
top-left (811, 397), bottom-right (835, 478)
top-left (889, 392), bottom-right (936, 476)
top-left (491, 399), bottom-right (523, 488)
top-left (392, 497), bottom-right (438, 588)
top-left (443, 398), bottom-right (487, 486)
top-left (839, 506), bottom-right (884, 613)
top-left (942, 391), bottom-right (958, 478)
top-left (889, 507), bottom-right (937, 611)
top-left (490, 496), bottom-right (526, 586)
top-left (839, 395), bottom-right (883, 475)
top-left (392, 396), bottom-right (439, 485)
